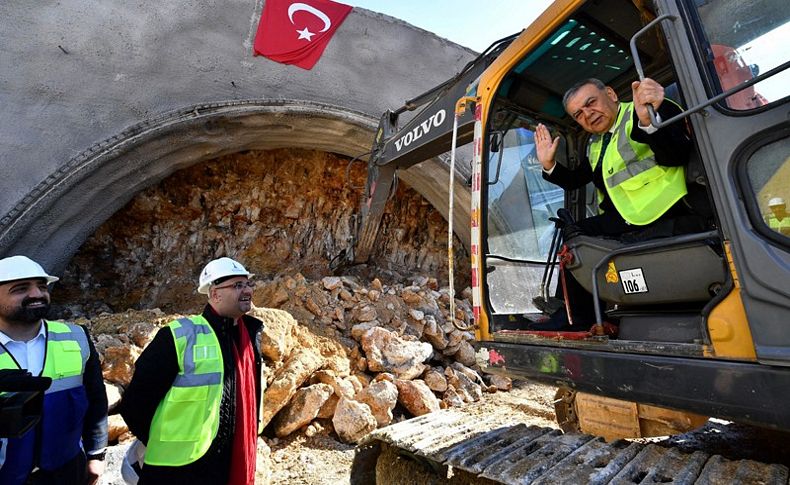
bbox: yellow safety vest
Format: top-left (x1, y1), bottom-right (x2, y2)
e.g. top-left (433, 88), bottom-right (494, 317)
top-left (0, 320), bottom-right (88, 387)
top-left (768, 214), bottom-right (790, 236)
top-left (0, 321), bottom-right (91, 478)
top-left (588, 102), bottom-right (687, 225)
top-left (144, 316), bottom-right (223, 466)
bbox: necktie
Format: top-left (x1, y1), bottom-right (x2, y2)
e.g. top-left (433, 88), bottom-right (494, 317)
top-left (596, 132), bottom-right (613, 168)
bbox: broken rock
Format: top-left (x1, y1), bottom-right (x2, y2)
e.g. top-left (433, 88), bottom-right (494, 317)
top-left (361, 327), bottom-right (433, 380)
top-left (423, 368), bottom-right (448, 393)
top-left (273, 383), bottom-right (334, 437)
top-left (251, 307), bottom-right (298, 362)
top-left (489, 374), bottom-right (513, 391)
top-left (105, 381), bottom-right (123, 413)
top-left (261, 348), bottom-right (324, 428)
top-left (395, 379), bottom-right (440, 417)
top-left (101, 345), bottom-right (140, 387)
top-left (454, 341), bottom-right (477, 367)
top-left (108, 414), bottom-right (129, 443)
top-left (356, 380), bottom-right (398, 427)
top-left (332, 397), bottom-right (377, 444)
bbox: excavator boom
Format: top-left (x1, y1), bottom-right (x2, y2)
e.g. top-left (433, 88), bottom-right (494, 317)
top-left (346, 36), bottom-right (515, 265)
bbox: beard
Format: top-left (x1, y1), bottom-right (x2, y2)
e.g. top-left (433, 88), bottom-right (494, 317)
top-left (5, 297), bottom-right (50, 324)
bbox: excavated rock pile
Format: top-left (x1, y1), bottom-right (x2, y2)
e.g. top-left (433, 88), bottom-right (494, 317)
top-left (86, 274), bottom-right (511, 448)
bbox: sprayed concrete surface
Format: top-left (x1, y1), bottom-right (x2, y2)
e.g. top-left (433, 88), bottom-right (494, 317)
top-left (0, 1), bottom-right (476, 271)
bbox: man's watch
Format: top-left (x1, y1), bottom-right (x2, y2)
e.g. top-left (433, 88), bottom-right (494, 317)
top-left (87, 450), bottom-right (107, 461)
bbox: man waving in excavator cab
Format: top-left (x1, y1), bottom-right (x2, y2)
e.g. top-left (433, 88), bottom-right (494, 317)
top-left (533, 77), bottom-right (707, 329)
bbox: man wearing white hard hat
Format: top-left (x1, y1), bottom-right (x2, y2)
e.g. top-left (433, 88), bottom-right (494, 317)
top-left (0, 255), bottom-right (108, 485)
top-left (120, 257), bottom-right (263, 485)
top-left (767, 197), bottom-right (790, 236)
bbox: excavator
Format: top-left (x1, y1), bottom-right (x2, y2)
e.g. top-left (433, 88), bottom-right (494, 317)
top-left (341, 0), bottom-right (790, 482)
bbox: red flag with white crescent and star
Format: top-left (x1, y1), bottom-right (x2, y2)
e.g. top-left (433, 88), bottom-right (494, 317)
top-left (253, 0), bottom-right (353, 70)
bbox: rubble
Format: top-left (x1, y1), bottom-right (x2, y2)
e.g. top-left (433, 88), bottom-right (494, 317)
top-left (82, 273), bottom-right (509, 448)
top-left (395, 379), bottom-right (441, 416)
top-left (332, 397), bottom-right (378, 444)
top-left (355, 380), bottom-right (398, 427)
top-left (274, 384), bottom-right (334, 437)
top-left (105, 382), bottom-right (123, 413)
top-left (360, 327), bottom-right (433, 380)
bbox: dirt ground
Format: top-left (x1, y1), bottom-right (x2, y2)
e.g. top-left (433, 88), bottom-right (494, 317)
top-left (101, 379), bottom-right (790, 484)
top-left (264, 379), bottom-right (790, 484)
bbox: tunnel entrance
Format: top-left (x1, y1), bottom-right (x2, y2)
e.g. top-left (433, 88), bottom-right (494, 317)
top-left (53, 148), bottom-right (470, 316)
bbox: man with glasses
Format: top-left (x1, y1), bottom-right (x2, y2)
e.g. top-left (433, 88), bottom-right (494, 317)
top-left (533, 78), bottom-right (704, 329)
top-left (120, 257), bottom-right (263, 484)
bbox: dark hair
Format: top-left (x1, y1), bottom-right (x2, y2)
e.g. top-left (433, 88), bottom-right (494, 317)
top-left (562, 78), bottom-right (607, 112)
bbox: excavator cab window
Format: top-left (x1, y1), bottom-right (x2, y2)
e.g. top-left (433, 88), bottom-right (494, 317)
top-left (692, 0), bottom-right (789, 110)
top-left (485, 111), bottom-right (566, 315)
top-left (744, 136), bottom-right (790, 243)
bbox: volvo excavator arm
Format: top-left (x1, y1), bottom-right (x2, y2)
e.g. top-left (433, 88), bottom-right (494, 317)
top-left (338, 35), bottom-right (516, 267)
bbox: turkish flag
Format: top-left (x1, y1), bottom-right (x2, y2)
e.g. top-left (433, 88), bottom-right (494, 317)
top-left (254, 0), bottom-right (353, 70)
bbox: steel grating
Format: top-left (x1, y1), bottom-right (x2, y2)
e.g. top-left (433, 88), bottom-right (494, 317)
top-left (364, 410), bottom-right (790, 484)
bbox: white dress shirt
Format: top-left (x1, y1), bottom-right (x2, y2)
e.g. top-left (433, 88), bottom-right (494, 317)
top-left (0, 321), bottom-right (46, 375)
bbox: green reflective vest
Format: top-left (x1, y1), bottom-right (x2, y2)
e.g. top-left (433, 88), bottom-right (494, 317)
top-left (144, 316), bottom-right (223, 466)
top-left (0, 320), bottom-right (89, 386)
top-left (587, 102), bottom-right (687, 225)
top-left (768, 213), bottom-right (790, 236)
top-left (0, 321), bottom-right (91, 480)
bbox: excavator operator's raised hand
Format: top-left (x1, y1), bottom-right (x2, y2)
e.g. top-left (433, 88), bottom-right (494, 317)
top-left (535, 123), bottom-right (559, 172)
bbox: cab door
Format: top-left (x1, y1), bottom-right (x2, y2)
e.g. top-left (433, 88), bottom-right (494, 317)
top-left (657, 0), bottom-right (790, 363)
top-left (482, 111), bottom-right (566, 325)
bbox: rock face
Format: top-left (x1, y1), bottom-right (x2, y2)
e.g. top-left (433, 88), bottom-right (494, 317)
top-left (361, 327), bottom-right (434, 380)
top-left (56, 149), bottom-right (470, 314)
top-left (332, 397), bottom-right (378, 444)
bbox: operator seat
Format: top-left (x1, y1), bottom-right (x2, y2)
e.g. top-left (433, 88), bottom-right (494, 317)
top-left (563, 234), bottom-right (726, 305)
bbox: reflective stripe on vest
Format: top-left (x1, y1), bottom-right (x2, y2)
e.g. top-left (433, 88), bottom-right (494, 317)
top-left (144, 316), bottom-right (223, 467)
top-left (587, 102), bottom-right (687, 225)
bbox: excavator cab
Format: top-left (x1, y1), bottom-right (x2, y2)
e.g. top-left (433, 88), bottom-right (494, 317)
top-left (471, 0), bottom-right (790, 432)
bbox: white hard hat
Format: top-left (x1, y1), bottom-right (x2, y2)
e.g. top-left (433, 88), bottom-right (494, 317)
top-left (0, 255), bottom-right (59, 285)
top-left (768, 197), bottom-right (785, 207)
top-left (121, 439), bottom-right (146, 484)
top-left (197, 257), bottom-right (253, 294)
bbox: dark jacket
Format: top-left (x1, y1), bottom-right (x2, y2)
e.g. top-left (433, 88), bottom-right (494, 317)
top-left (544, 101), bottom-right (691, 215)
top-left (120, 306), bottom-right (263, 485)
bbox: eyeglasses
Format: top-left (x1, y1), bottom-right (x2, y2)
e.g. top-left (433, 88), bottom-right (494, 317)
top-left (213, 281), bottom-right (255, 291)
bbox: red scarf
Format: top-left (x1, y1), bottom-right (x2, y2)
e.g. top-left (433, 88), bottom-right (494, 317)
top-left (227, 319), bottom-right (257, 485)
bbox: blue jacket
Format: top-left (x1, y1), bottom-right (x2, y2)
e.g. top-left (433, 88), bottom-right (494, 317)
top-left (0, 321), bottom-right (108, 485)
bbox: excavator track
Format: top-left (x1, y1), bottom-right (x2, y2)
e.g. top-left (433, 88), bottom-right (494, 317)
top-left (358, 410), bottom-right (789, 484)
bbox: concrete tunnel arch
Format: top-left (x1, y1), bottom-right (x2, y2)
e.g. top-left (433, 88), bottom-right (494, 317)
top-left (0, 3), bottom-right (477, 274)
